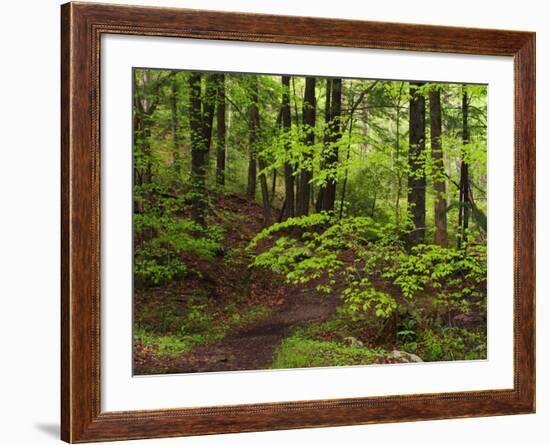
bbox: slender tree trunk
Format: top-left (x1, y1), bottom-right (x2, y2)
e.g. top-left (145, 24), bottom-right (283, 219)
top-left (270, 169), bottom-right (277, 205)
top-left (170, 79), bottom-right (181, 172)
top-left (248, 78), bottom-right (271, 224)
top-left (138, 70), bottom-right (154, 184)
top-left (133, 71), bottom-right (144, 186)
top-left (215, 74), bottom-right (226, 186)
top-left (316, 78), bottom-right (332, 212)
top-left (394, 83), bottom-right (404, 231)
top-left (246, 106), bottom-right (257, 199)
top-left (430, 88), bottom-right (448, 247)
top-left (188, 72), bottom-right (207, 227)
top-left (296, 76), bottom-right (316, 216)
top-left (457, 88), bottom-right (471, 249)
top-left (281, 76), bottom-right (295, 218)
top-left (202, 74), bottom-right (217, 151)
top-left (323, 78), bottom-right (342, 213)
top-left (258, 159), bottom-right (271, 225)
top-left (339, 113), bottom-right (355, 219)
top-left (407, 82), bottom-right (426, 246)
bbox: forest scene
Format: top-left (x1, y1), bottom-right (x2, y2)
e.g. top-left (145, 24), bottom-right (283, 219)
top-left (132, 68), bottom-right (488, 375)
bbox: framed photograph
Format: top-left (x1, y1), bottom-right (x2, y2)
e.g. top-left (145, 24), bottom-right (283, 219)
top-left (61, 2), bottom-right (535, 442)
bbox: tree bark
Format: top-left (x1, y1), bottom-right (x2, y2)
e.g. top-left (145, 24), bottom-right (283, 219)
top-left (170, 79), bottom-right (181, 173)
top-left (281, 76), bottom-right (295, 218)
top-left (202, 74), bottom-right (217, 152)
top-left (188, 72), bottom-right (207, 227)
top-left (430, 88), bottom-right (448, 247)
top-left (248, 79), bottom-right (271, 224)
top-left (296, 76), bottom-right (316, 216)
top-left (322, 78), bottom-right (342, 213)
top-left (407, 82), bottom-right (426, 246)
top-left (316, 78), bottom-right (332, 212)
top-left (215, 74), bottom-right (226, 186)
top-left (246, 77), bottom-right (258, 200)
top-left (457, 88), bottom-right (471, 249)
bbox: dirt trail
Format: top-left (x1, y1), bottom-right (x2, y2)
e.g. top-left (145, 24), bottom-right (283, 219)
top-left (134, 194), bottom-right (341, 375)
top-left (170, 288), bottom-right (340, 373)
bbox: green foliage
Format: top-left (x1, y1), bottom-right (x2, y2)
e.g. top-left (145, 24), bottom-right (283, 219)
top-left (249, 212), bottom-right (486, 325)
top-left (134, 326), bottom-right (192, 357)
top-left (384, 243), bottom-right (487, 315)
top-left (134, 183), bottom-right (224, 287)
top-left (411, 327), bottom-right (487, 362)
top-left (133, 69), bottom-right (489, 371)
top-left (135, 301), bottom-right (273, 358)
top-left (272, 330), bottom-right (385, 369)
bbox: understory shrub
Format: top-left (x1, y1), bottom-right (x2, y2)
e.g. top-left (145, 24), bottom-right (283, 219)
top-left (249, 213), bottom-right (486, 325)
top-left (134, 183), bottom-right (223, 286)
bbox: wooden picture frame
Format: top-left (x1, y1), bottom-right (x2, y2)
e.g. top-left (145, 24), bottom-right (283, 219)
top-left (61, 2), bottom-right (535, 442)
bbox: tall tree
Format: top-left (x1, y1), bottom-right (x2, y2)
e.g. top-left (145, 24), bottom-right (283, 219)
top-left (188, 72), bottom-right (217, 227)
top-left (322, 78), bottom-right (342, 212)
top-left (316, 78), bottom-right (342, 213)
top-left (457, 87), bottom-right (471, 249)
top-left (215, 74), bottom-right (226, 186)
top-left (246, 78), bottom-right (258, 199)
top-left (248, 77), bottom-right (271, 224)
top-left (407, 82), bottom-right (426, 246)
top-left (281, 76), bottom-right (295, 218)
top-left (134, 70), bottom-right (161, 185)
top-left (296, 77), bottom-right (316, 216)
top-left (170, 77), bottom-right (181, 173)
top-left (316, 78), bottom-right (332, 212)
top-left (430, 88), bottom-right (448, 247)
top-left (188, 72), bottom-right (207, 227)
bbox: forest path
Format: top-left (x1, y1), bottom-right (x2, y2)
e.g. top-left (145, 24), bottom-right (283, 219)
top-left (174, 286), bottom-right (341, 373)
top-left (134, 194), bottom-right (343, 375)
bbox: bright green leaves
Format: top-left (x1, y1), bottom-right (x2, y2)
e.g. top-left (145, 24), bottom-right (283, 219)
top-left (134, 183), bottom-right (224, 287)
top-left (249, 212), bottom-right (486, 321)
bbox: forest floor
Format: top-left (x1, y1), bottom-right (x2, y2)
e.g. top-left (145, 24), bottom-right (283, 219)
top-left (161, 282), bottom-right (340, 373)
top-left (133, 193), bottom-right (487, 375)
top-left (134, 194), bottom-right (344, 375)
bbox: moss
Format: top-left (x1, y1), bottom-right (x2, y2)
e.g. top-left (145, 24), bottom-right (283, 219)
top-left (134, 303), bottom-right (273, 358)
top-left (272, 331), bottom-right (385, 369)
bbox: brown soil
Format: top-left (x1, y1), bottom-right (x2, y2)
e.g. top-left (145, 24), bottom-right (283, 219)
top-left (133, 193), bottom-right (341, 375)
top-left (164, 287), bottom-right (340, 374)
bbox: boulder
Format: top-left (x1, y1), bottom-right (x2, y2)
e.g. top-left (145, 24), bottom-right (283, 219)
top-left (388, 350), bottom-right (423, 363)
top-left (343, 336), bottom-right (365, 348)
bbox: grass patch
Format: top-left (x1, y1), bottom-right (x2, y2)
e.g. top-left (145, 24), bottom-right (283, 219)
top-left (228, 304), bottom-right (272, 325)
top-left (272, 329), bottom-right (385, 369)
top-left (134, 302), bottom-right (273, 358)
top-left (403, 326), bottom-right (487, 362)
top-left (134, 326), bottom-right (202, 357)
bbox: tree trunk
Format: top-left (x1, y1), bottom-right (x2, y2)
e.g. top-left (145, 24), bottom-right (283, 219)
top-left (215, 74), bottom-right (226, 186)
top-left (170, 79), bottom-right (181, 173)
top-left (407, 82), bottom-right (426, 246)
top-left (270, 169), bottom-right (277, 205)
top-left (136, 70), bottom-right (154, 184)
top-left (249, 79), bottom-right (271, 224)
top-left (322, 78), bottom-right (342, 213)
top-left (281, 76), bottom-right (295, 218)
top-left (296, 76), bottom-right (316, 216)
top-left (316, 78), bottom-right (332, 212)
top-left (246, 78), bottom-right (258, 200)
top-left (457, 88), bottom-right (471, 249)
top-left (430, 88), bottom-right (448, 247)
top-left (339, 106), bottom-right (355, 219)
top-left (188, 72), bottom-right (207, 227)
top-left (202, 74), bottom-right (217, 152)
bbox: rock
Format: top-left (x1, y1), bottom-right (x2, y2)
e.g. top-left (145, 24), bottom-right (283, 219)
top-left (388, 350), bottom-right (423, 363)
top-left (343, 336), bottom-right (364, 348)
top-left (453, 313), bottom-right (482, 328)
